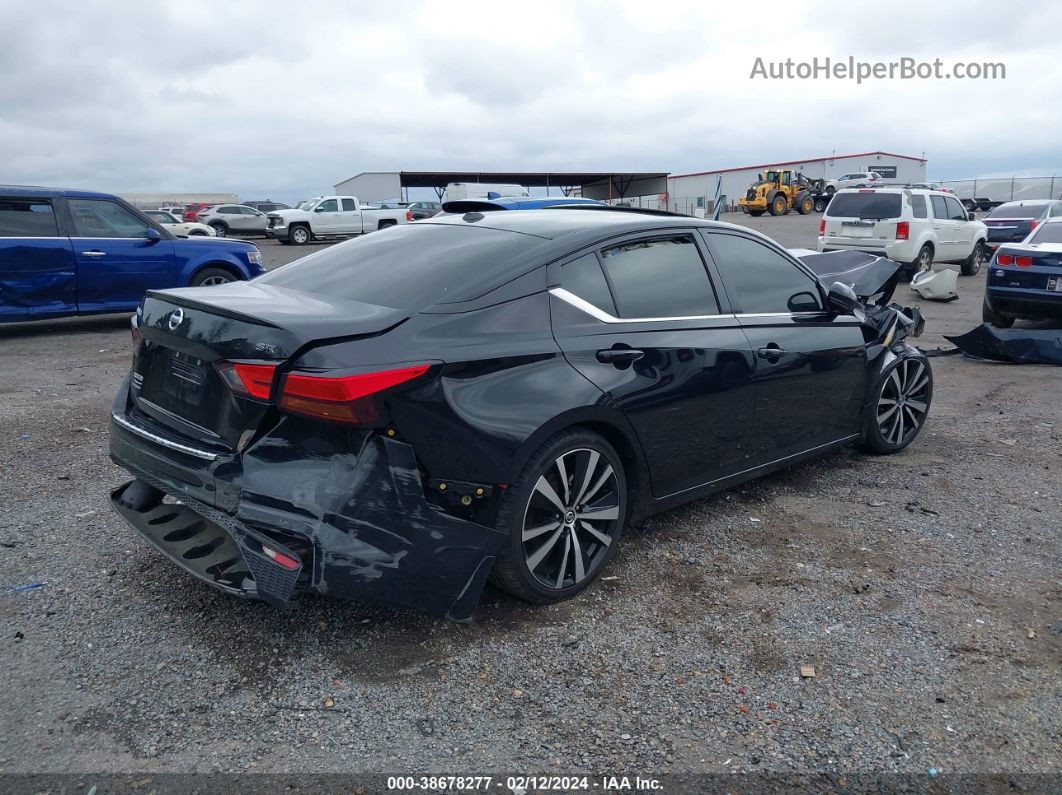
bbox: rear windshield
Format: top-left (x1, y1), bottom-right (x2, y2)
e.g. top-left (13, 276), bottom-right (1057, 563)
top-left (256, 224), bottom-right (542, 310)
top-left (826, 192), bottom-right (902, 219)
top-left (987, 204), bottom-right (1049, 219)
top-left (1030, 224), bottom-right (1062, 244)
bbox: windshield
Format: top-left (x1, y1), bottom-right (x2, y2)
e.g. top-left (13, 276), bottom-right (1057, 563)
top-left (1030, 223), bottom-right (1062, 244)
top-left (987, 203), bottom-right (1049, 219)
top-left (297, 200), bottom-right (317, 210)
top-left (826, 192), bottom-right (902, 219)
top-left (256, 223), bottom-right (542, 311)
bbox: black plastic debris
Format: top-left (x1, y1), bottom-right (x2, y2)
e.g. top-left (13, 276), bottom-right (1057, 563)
top-left (797, 250), bottom-right (901, 305)
top-left (945, 323), bottom-right (1062, 365)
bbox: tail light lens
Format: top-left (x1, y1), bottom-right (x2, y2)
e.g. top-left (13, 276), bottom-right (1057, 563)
top-left (996, 254), bottom-right (1013, 265)
top-left (279, 364), bottom-right (430, 425)
top-left (1029, 220), bottom-right (1039, 233)
top-left (1015, 255), bottom-right (1034, 267)
top-left (262, 544), bottom-right (299, 570)
top-left (895, 221), bottom-right (909, 240)
top-left (406, 209), bottom-right (413, 221)
top-left (818, 219), bottom-right (825, 236)
top-left (216, 362), bottom-right (277, 400)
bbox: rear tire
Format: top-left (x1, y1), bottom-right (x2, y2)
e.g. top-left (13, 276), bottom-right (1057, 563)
top-left (209, 223), bottom-right (228, 238)
top-left (377, 219), bottom-right (397, 230)
top-left (982, 296), bottom-right (1014, 328)
top-left (825, 185), bottom-right (836, 196)
top-left (814, 198), bottom-right (828, 212)
top-left (912, 244), bottom-right (933, 275)
top-left (190, 267), bottom-right (235, 287)
top-left (858, 355), bottom-right (932, 454)
top-left (961, 240), bottom-right (985, 276)
top-left (491, 429), bottom-right (627, 604)
top-left (289, 225), bottom-right (310, 245)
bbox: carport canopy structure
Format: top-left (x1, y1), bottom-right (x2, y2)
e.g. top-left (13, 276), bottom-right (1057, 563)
top-left (397, 171), bottom-right (669, 201)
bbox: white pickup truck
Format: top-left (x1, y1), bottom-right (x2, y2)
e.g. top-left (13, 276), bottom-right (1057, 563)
top-left (264, 196), bottom-right (408, 245)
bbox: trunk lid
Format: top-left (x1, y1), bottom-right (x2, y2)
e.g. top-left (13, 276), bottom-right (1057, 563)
top-left (132, 282), bottom-right (407, 448)
top-left (984, 217), bottom-right (1037, 243)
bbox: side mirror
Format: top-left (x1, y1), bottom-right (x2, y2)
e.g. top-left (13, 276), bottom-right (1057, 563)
top-left (145, 227), bottom-right (161, 242)
top-left (313, 206), bottom-right (326, 213)
top-left (966, 210), bottom-right (976, 221)
top-left (788, 291), bottom-right (821, 313)
top-left (826, 281), bottom-right (860, 314)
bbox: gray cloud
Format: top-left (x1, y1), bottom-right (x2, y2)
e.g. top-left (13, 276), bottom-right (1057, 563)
top-left (0, 0), bottom-right (1059, 202)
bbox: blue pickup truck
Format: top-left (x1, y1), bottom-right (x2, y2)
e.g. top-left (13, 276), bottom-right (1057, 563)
top-left (0, 186), bottom-right (266, 323)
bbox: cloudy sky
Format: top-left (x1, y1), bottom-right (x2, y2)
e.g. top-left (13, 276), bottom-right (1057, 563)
top-left (2, 0), bottom-right (1059, 202)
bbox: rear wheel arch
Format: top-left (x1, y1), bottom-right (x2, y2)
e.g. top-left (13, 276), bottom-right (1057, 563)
top-left (508, 409), bottom-right (648, 519)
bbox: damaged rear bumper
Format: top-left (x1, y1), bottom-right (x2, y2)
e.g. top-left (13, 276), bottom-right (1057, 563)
top-left (109, 422), bottom-right (506, 621)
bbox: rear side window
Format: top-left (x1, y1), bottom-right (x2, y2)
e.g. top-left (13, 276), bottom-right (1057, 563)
top-left (911, 194), bottom-right (928, 219)
top-left (826, 192), bottom-right (902, 219)
top-left (930, 196), bottom-right (949, 220)
top-left (68, 199), bottom-right (150, 238)
top-left (0, 199), bottom-right (58, 237)
top-left (599, 236), bottom-right (718, 318)
top-left (1030, 223), bottom-right (1062, 244)
top-left (560, 253), bottom-right (616, 315)
top-left (256, 224), bottom-right (541, 311)
top-left (341, 199), bottom-right (357, 211)
top-left (706, 233), bottom-right (822, 314)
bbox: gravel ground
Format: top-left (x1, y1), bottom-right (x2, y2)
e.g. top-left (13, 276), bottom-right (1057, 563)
top-left (1, 213), bottom-right (1059, 780)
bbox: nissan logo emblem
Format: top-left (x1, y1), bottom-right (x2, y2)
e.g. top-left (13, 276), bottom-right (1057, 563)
top-left (168, 308), bottom-right (184, 332)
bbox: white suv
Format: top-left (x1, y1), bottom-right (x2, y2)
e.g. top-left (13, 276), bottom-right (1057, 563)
top-left (818, 187), bottom-right (988, 279)
top-left (826, 171), bottom-right (883, 194)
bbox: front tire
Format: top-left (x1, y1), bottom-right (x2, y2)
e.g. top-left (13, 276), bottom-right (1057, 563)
top-left (858, 355), bottom-right (932, 454)
top-left (748, 209), bottom-right (765, 217)
top-left (814, 197), bottom-right (828, 212)
top-left (190, 267), bottom-right (235, 287)
top-left (491, 430), bottom-right (627, 604)
top-left (289, 225), bottom-right (310, 245)
top-left (962, 240), bottom-right (985, 276)
top-left (769, 194), bottom-right (788, 216)
top-left (797, 195), bottom-right (814, 215)
top-left (209, 223), bottom-right (228, 238)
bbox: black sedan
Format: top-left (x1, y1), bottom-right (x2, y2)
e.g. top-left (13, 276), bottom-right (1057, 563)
top-left (109, 209), bottom-right (932, 620)
top-left (982, 200), bottom-right (1062, 250)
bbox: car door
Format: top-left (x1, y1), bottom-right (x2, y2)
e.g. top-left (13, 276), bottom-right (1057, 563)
top-left (930, 195), bottom-right (957, 260)
top-left (946, 195), bottom-right (974, 257)
top-left (549, 232), bottom-right (758, 496)
top-left (312, 198), bottom-right (344, 234)
top-left (702, 230), bottom-right (869, 464)
top-left (339, 198), bottom-right (362, 233)
top-left (0, 196), bottom-right (77, 321)
top-left (241, 205), bottom-right (269, 233)
top-left (64, 198), bottom-right (176, 312)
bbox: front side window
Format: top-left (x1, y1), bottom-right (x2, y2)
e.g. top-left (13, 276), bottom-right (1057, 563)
top-left (318, 199), bottom-right (339, 212)
top-left (560, 253), bottom-right (616, 315)
top-left (0, 199), bottom-right (58, 237)
top-left (341, 199), bottom-right (357, 211)
top-left (599, 236), bottom-right (718, 318)
top-left (68, 199), bottom-right (150, 238)
top-left (945, 196), bottom-right (967, 221)
top-left (707, 233), bottom-right (822, 314)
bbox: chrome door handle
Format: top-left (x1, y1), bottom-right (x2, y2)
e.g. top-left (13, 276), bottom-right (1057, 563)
top-left (81, 250), bottom-right (107, 257)
top-left (757, 345), bottom-right (787, 361)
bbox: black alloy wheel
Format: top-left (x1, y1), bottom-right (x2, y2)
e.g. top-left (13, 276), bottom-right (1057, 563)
top-left (491, 431), bottom-right (627, 603)
top-left (859, 357), bottom-right (932, 454)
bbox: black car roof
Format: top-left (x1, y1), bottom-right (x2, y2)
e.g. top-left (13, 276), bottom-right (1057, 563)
top-left (418, 208), bottom-right (713, 239)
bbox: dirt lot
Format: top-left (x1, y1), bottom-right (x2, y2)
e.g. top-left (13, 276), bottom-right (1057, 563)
top-left (1, 213), bottom-right (1059, 781)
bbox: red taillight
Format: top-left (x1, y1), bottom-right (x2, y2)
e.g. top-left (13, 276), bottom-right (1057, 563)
top-left (406, 209), bottom-right (413, 221)
top-left (1015, 255), bottom-right (1033, 267)
top-left (818, 219), bottom-right (825, 236)
top-left (858, 189), bottom-right (874, 193)
top-left (996, 254), bottom-right (1013, 265)
top-left (895, 221), bottom-right (909, 241)
top-left (279, 364), bottom-right (430, 425)
top-left (1029, 220), bottom-right (1039, 233)
top-left (216, 362), bottom-right (277, 399)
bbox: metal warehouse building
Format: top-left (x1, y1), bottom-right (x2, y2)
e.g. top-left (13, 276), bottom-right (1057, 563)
top-left (661, 151), bottom-right (927, 215)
